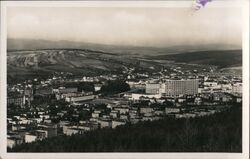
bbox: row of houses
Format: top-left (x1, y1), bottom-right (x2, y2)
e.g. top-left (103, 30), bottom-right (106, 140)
top-left (7, 123), bottom-right (58, 148)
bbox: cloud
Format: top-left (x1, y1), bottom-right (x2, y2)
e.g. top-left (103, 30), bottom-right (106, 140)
top-left (7, 7), bottom-right (242, 48)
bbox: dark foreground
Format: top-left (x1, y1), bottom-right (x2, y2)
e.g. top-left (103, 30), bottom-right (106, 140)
top-left (8, 105), bottom-right (242, 152)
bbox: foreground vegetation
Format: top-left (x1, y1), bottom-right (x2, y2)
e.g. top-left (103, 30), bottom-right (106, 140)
top-left (9, 105), bottom-right (242, 152)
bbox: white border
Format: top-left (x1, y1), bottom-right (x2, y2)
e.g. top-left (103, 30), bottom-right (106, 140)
top-left (0, 1), bottom-right (249, 159)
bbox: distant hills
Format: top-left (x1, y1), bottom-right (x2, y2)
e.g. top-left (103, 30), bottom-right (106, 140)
top-left (7, 49), bottom-right (138, 81)
top-left (153, 50), bottom-right (242, 68)
top-left (7, 38), bottom-right (241, 56)
top-left (7, 48), bottom-right (242, 83)
top-left (7, 38), bottom-right (242, 82)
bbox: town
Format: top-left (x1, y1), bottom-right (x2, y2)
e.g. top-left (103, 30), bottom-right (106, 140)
top-left (7, 64), bottom-right (242, 149)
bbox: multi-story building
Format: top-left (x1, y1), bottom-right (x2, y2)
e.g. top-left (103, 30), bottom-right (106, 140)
top-left (7, 95), bottom-right (25, 107)
top-left (160, 79), bottom-right (199, 97)
top-left (145, 83), bottom-right (160, 94)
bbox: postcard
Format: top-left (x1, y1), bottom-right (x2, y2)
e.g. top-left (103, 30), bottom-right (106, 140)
top-left (0, 1), bottom-right (249, 159)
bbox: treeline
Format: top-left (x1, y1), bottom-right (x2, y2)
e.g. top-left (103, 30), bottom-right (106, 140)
top-left (100, 80), bottom-right (130, 95)
top-left (9, 106), bottom-right (242, 152)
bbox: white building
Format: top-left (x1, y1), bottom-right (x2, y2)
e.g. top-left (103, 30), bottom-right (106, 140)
top-left (140, 107), bottom-right (154, 114)
top-left (66, 95), bottom-right (96, 103)
top-left (7, 137), bottom-right (23, 148)
top-left (114, 107), bottom-right (129, 114)
top-left (25, 133), bottom-right (37, 143)
top-left (204, 81), bottom-right (218, 88)
top-left (145, 79), bottom-right (199, 97)
top-left (64, 127), bottom-right (83, 136)
top-left (92, 112), bottom-right (101, 118)
top-left (145, 83), bottom-right (160, 94)
top-left (110, 110), bottom-right (119, 119)
top-left (165, 107), bottom-right (180, 114)
top-left (94, 84), bottom-right (102, 92)
top-left (98, 119), bottom-right (112, 128)
top-left (112, 120), bottom-right (126, 128)
top-left (160, 79), bottom-right (199, 97)
top-left (232, 83), bottom-right (242, 95)
top-left (130, 93), bottom-right (161, 100)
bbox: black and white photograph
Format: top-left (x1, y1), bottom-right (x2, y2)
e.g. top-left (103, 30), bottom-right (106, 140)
top-left (0, 0), bottom-right (249, 159)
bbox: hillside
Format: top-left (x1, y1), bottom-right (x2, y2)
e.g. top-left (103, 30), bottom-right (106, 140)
top-left (9, 106), bottom-right (242, 152)
top-left (7, 38), bottom-right (240, 56)
top-left (153, 50), bottom-right (242, 68)
top-left (7, 49), bottom-right (139, 81)
top-left (7, 49), bottom-right (242, 83)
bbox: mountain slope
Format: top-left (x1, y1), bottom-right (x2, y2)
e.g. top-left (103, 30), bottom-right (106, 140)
top-left (152, 50), bottom-right (242, 68)
top-left (7, 38), bottom-right (241, 56)
top-left (7, 49), bottom-right (141, 82)
top-left (7, 49), bottom-right (242, 83)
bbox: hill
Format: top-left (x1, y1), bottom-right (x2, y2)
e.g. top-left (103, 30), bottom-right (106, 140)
top-left (8, 105), bottom-right (242, 152)
top-left (7, 49), bottom-right (242, 83)
top-left (7, 38), bottom-right (240, 56)
top-left (7, 49), bottom-right (139, 81)
top-left (153, 50), bottom-right (242, 68)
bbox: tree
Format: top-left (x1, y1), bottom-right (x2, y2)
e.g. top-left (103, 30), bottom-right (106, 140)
top-left (100, 80), bottom-right (130, 95)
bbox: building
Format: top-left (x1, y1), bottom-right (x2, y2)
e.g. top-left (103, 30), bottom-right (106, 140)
top-left (58, 87), bottom-right (78, 94)
top-left (7, 95), bottom-right (25, 107)
top-left (94, 84), bottom-right (102, 92)
top-left (25, 131), bottom-right (46, 143)
top-left (145, 79), bottom-right (199, 97)
top-left (120, 114), bottom-right (129, 120)
top-left (232, 83), bottom-right (242, 95)
top-left (37, 123), bottom-right (58, 138)
top-left (112, 120), bottom-right (126, 128)
top-left (98, 119), bottom-right (112, 128)
top-left (110, 110), bottom-right (119, 119)
top-left (92, 110), bottom-right (101, 118)
top-left (35, 87), bottom-right (53, 96)
top-left (204, 81), bottom-right (218, 88)
top-left (140, 107), bottom-right (154, 114)
top-left (78, 123), bottom-right (99, 131)
top-left (113, 107), bottom-right (129, 114)
top-left (7, 136), bottom-right (23, 148)
top-left (165, 107), bottom-right (180, 114)
top-left (63, 122), bottom-right (99, 136)
top-left (66, 95), bottom-right (96, 103)
top-left (175, 113), bottom-right (196, 118)
top-left (63, 127), bottom-right (83, 136)
top-left (146, 83), bottom-right (160, 94)
top-left (154, 110), bottom-right (165, 116)
top-left (160, 79), bottom-right (199, 96)
top-left (126, 80), bottom-right (146, 89)
top-left (130, 93), bottom-right (161, 100)
top-left (24, 88), bottom-right (34, 105)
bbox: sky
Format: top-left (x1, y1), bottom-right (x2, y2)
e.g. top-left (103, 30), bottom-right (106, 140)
top-left (7, 6), bottom-right (242, 48)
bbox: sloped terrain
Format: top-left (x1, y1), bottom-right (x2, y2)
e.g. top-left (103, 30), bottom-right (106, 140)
top-left (7, 49), bottom-right (242, 82)
top-left (153, 50), bottom-right (242, 68)
top-left (7, 49), bottom-right (139, 80)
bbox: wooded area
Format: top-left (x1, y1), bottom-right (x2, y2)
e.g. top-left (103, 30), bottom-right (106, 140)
top-left (9, 105), bottom-right (241, 152)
